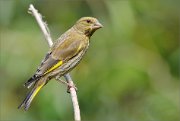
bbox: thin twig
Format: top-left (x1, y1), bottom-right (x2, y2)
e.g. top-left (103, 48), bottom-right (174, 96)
top-left (28, 4), bottom-right (53, 47)
top-left (64, 74), bottom-right (80, 120)
top-left (28, 4), bottom-right (81, 121)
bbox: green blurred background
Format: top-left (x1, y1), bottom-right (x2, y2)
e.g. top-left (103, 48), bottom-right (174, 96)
top-left (0, 0), bottom-right (179, 121)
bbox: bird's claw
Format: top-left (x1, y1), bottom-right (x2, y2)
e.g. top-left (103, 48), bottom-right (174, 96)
top-left (67, 83), bottom-right (78, 93)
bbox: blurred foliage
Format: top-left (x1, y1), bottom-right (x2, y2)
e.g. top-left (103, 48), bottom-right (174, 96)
top-left (0, 0), bottom-right (180, 121)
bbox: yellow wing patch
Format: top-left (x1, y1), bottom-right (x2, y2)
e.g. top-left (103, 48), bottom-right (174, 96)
top-left (77, 43), bottom-right (83, 52)
top-left (44, 61), bottom-right (63, 75)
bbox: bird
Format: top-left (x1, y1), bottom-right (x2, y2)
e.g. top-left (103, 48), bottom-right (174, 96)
top-left (18, 17), bottom-right (103, 111)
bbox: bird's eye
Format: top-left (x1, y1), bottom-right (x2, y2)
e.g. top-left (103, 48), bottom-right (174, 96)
top-left (86, 20), bottom-right (91, 23)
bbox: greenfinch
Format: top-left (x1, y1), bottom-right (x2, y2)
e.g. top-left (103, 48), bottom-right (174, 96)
top-left (18, 17), bottom-right (103, 110)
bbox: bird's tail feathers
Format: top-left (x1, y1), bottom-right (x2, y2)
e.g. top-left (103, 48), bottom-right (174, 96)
top-left (18, 78), bottom-right (46, 111)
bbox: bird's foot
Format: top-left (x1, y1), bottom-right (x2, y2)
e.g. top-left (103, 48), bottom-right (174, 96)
top-left (56, 76), bottom-right (78, 93)
top-left (67, 83), bottom-right (77, 93)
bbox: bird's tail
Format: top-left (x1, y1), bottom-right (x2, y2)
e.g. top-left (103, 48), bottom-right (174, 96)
top-left (18, 77), bottom-right (46, 111)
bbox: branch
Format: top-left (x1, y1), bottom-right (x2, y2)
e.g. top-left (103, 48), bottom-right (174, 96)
top-left (64, 74), bottom-right (80, 120)
top-left (28, 4), bottom-right (53, 47)
top-left (28, 4), bottom-right (81, 121)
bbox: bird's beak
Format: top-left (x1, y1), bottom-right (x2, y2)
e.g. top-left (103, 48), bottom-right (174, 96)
top-left (93, 21), bottom-right (103, 29)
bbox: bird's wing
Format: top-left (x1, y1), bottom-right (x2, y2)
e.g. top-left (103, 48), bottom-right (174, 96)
top-left (24, 37), bottom-right (84, 87)
top-left (38, 38), bottom-right (84, 76)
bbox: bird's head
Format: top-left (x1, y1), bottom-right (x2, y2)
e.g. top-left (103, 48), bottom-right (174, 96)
top-left (73, 17), bottom-right (103, 37)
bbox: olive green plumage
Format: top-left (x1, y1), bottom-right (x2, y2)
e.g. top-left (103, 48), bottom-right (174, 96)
top-left (18, 17), bottom-right (103, 110)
